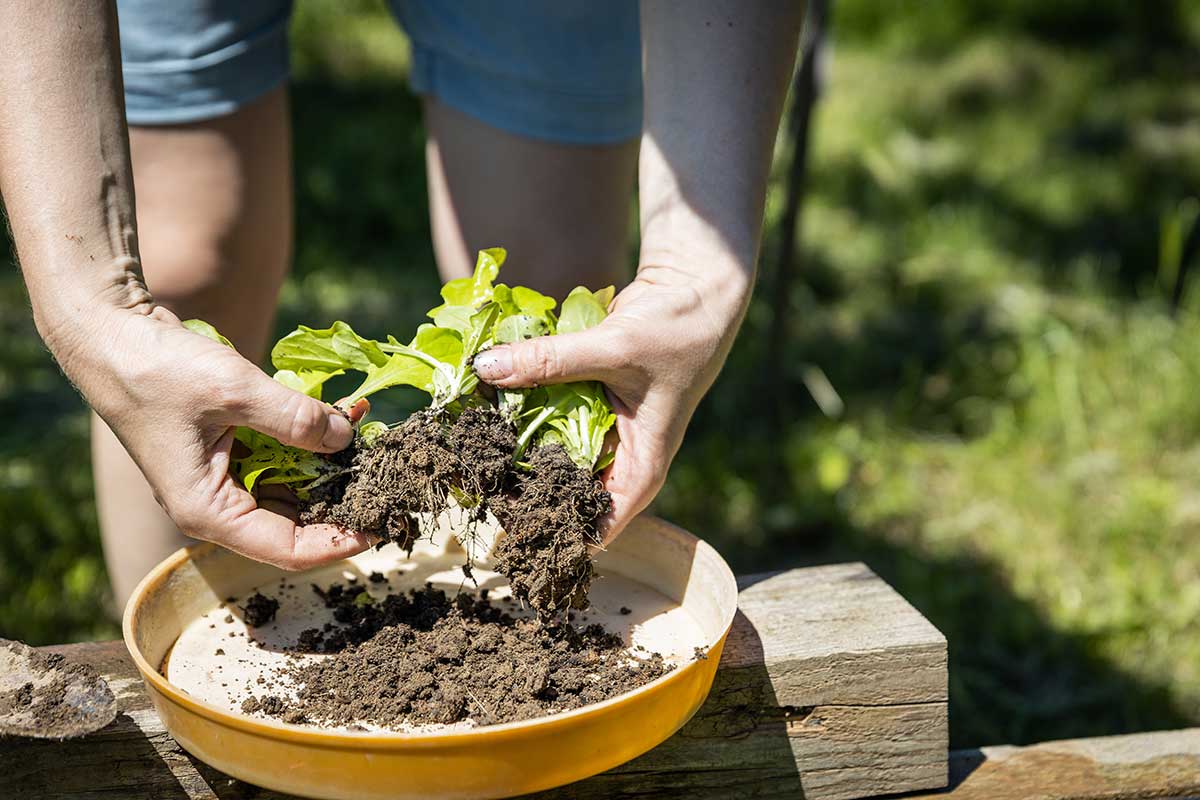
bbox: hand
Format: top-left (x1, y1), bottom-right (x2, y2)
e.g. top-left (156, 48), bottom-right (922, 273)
top-left (474, 262), bottom-right (749, 544)
top-left (50, 305), bottom-right (373, 569)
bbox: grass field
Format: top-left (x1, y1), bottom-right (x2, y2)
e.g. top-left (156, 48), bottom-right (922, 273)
top-left (2, 0), bottom-right (1199, 748)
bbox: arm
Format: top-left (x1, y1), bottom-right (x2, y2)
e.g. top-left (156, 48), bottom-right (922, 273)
top-left (474, 0), bottom-right (804, 540)
top-left (0, 1), bottom-right (370, 568)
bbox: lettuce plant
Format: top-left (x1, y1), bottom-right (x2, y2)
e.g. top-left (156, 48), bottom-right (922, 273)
top-left (187, 249), bottom-right (618, 497)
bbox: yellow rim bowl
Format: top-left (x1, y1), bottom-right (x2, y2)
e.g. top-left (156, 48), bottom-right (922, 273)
top-left (122, 516), bottom-right (737, 800)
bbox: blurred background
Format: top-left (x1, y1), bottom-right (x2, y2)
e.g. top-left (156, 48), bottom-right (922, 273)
top-left (2, 0), bottom-right (1199, 750)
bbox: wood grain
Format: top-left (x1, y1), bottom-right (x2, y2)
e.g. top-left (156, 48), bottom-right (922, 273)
top-left (0, 564), bottom-right (950, 800)
top-left (906, 729), bottom-right (1200, 800)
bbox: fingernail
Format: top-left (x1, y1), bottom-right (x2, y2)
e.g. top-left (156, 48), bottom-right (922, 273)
top-left (473, 346), bottom-right (512, 381)
top-left (347, 397), bottom-right (371, 424)
top-left (322, 411), bottom-right (353, 450)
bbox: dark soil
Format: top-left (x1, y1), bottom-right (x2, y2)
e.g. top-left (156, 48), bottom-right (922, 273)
top-left (240, 592), bottom-right (280, 627)
top-left (447, 405), bottom-right (517, 497)
top-left (241, 582), bottom-right (668, 729)
top-left (491, 446), bottom-right (610, 613)
top-left (300, 407), bottom-right (609, 617)
top-left (0, 643), bottom-right (112, 733)
top-left (0, 681), bottom-right (33, 717)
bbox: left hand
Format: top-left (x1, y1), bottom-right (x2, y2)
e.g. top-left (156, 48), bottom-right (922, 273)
top-left (473, 262), bottom-right (749, 544)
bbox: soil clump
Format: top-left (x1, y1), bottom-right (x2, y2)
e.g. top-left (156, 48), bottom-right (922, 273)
top-left (240, 592), bottom-right (280, 627)
top-left (0, 642), bottom-right (112, 733)
top-left (490, 445), bottom-right (609, 613)
top-left (301, 407), bottom-right (609, 616)
top-left (241, 582), bottom-right (667, 729)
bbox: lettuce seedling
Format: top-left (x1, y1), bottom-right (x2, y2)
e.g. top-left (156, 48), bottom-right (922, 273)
top-left (270, 250), bottom-right (510, 409)
top-left (185, 247), bottom-right (619, 497)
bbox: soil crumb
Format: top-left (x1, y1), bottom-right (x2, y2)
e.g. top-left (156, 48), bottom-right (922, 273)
top-left (301, 407), bottom-right (609, 617)
top-left (240, 592), bottom-right (280, 627)
top-left (241, 582), bottom-right (668, 729)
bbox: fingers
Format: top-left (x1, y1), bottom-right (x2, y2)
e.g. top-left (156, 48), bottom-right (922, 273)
top-left (233, 370), bottom-right (353, 452)
top-left (597, 440), bottom-right (663, 547)
top-left (474, 328), bottom-right (621, 389)
top-left (198, 498), bottom-right (374, 570)
top-left (597, 481), bottom-right (656, 548)
top-left (332, 396), bottom-right (371, 425)
top-left (345, 397), bottom-right (371, 424)
top-left (177, 430), bottom-right (370, 570)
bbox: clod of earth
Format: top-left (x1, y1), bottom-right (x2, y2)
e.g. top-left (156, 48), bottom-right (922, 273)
top-left (240, 582), bottom-right (668, 729)
top-left (0, 640), bottom-right (116, 738)
top-left (240, 592), bottom-right (280, 627)
top-left (301, 408), bottom-right (608, 615)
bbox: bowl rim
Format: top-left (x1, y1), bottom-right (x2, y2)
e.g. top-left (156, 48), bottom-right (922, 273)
top-left (121, 515), bottom-right (737, 750)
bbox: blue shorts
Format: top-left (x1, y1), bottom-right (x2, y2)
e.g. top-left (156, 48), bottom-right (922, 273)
top-left (116, 0), bottom-right (642, 144)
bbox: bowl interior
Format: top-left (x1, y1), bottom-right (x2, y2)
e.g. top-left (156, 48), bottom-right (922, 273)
top-left (125, 515), bottom-right (737, 737)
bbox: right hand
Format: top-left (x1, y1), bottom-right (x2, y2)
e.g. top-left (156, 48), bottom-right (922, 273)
top-left (51, 304), bottom-right (373, 569)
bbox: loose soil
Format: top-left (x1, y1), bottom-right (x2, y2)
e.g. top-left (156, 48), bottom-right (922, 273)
top-left (0, 642), bottom-right (111, 734)
top-left (239, 582), bottom-right (669, 729)
top-left (301, 407), bottom-right (610, 617)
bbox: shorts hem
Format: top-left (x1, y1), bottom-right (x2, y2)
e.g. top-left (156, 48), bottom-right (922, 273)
top-left (121, 10), bottom-right (290, 127)
top-left (408, 41), bottom-right (642, 145)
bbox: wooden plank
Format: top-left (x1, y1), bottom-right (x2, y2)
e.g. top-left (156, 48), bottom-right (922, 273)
top-left (905, 729), bottom-right (1200, 800)
top-left (0, 564), bottom-right (949, 800)
top-left (548, 564), bottom-right (949, 800)
top-left (727, 565), bottom-right (948, 706)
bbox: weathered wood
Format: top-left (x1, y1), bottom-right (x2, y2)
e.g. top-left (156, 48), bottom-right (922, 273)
top-left (906, 729), bottom-right (1200, 800)
top-left (0, 563), bottom-right (949, 800)
top-left (726, 565), bottom-right (947, 706)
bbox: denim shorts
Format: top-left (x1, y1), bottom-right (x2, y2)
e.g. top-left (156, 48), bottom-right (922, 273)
top-left (116, 0), bottom-right (642, 144)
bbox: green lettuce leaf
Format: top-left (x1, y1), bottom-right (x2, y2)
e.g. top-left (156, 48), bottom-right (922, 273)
top-left (358, 420), bottom-right (389, 447)
top-left (349, 302), bottom-right (497, 409)
top-left (231, 427), bottom-right (327, 495)
top-left (492, 283), bottom-right (557, 344)
top-left (556, 285), bottom-right (613, 334)
top-left (499, 283), bottom-right (617, 469)
top-left (522, 383), bottom-right (616, 471)
top-left (427, 248), bottom-right (506, 325)
top-left (271, 322), bottom-right (387, 373)
top-left (183, 319), bottom-right (234, 349)
top-left (272, 368), bottom-right (344, 400)
top-left (494, 314), bottom-right (548, 343)
top-left (434, 303), bottom-right (499, 405)
top-left (512, 285), bottom-right (558, 317)
top-left (351, 324), bottom-right (459, 403)
top-left (511, 383), bottom-right (615, 471)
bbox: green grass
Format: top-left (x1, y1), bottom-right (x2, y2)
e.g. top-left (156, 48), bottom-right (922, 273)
top-left (3, 0), bottom-right (1200, 749)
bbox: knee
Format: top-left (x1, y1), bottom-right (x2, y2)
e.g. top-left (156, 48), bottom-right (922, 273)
top-left (141, 230), bottom-right (230, 309)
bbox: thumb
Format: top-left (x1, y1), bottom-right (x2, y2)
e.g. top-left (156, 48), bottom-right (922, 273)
top-left (231, 368), bottom-right (353, 452)
top-left (474, 328), bottom-right (619, 388)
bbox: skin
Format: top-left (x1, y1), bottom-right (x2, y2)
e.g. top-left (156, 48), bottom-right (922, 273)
top-left (0, 0), bottom-right (802, 596)
top-left (424, 97), bottom-right (638, 299)
top-left (0, 2), bottom-right (370, 576)
top-left (94, 89), bottom-right (638, 605)
top-left (92, 86), bottom-right (296, 603)
top-left (475, 1), bottom-right (806, 544)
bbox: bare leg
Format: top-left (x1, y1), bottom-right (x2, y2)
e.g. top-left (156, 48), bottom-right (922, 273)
top-left (423, 98), bottom-right (639, 297)
top-left (94, 87), bottom-right (293, 609)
